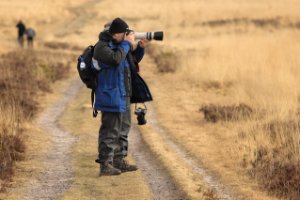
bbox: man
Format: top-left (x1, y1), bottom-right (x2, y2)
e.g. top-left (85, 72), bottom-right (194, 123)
top-left (16, 20), bottom-right (26, 47)
top-left (93, 18), bottom-right (152, 176)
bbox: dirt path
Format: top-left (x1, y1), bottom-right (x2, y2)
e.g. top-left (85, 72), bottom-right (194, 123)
top-left (129, 125), bottom-right (186, 200)
top-left (17, 78), bottom-right (240, 200)
top-left (138, 103), bottom-right (244, 200)
top-left (19, 79), bottom-right (82, 200)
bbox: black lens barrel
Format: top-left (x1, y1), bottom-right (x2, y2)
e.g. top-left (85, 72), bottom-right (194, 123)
top-left (153, 31), bottom-right (163, 41)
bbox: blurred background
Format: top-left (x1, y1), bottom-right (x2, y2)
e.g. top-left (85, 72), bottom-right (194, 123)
top-left (1, 0), bottom-right (300, 199)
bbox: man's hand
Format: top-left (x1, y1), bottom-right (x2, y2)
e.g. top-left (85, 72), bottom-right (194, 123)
top-left (139, 39), bottom-right (150, 48)
top-left (124, 32), bottom-right (135, 45)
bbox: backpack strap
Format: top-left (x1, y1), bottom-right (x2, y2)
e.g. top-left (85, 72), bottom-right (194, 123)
top-left (91, 43), bottom-right (99, 118)
top-left (91, 89), bottom-right (98, 118)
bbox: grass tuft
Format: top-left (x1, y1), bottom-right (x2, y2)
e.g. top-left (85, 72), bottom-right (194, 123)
top-left (0, 49), bottom-right (71, 191)
top-left (199, 103), bottom-right (253, 123)
top-left (147, 45), bottom-right (179, 73)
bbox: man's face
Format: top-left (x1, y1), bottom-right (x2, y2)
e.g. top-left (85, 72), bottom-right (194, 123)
top-left (112, 33), bottom-right (125, 42)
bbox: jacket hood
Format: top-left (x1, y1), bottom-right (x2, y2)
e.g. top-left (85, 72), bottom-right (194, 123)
top-left (98, 31), bottom-right (112, 42)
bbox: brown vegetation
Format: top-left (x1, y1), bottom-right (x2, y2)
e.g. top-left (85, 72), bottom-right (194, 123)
top-left (1, 0), bottom-right (300, 199)
top-left (200, 103), bottom-right (253, 122)
top-left (147, 45), bottom-right (179, 73)
top-left (0, 114), bottom-right (25, 182)
top-left (0, 49), bottom-right (71, 191)
top-left (200, 17), bottom-right (300, 30)
top-left (0, 50), bottom-right (70, 119)
top-left (241, 119), bottom-right (300, 199)
top-left (131, 0), bottom-right (300, 198)
top-left (43, 41), bottom-right (82, 51)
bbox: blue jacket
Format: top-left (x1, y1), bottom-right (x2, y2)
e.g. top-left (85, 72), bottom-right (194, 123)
top-left (93, 37), bottom-right (149, 112)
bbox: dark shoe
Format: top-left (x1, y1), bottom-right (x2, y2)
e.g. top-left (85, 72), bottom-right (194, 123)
top-left (100, 161), bottom-right (121, 176)
top-left (114, 158), bottom-right (138, 172)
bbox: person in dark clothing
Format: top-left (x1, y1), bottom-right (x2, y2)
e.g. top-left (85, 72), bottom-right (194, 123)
top-left (16, 20), bottom-right (26, 47)
top-left (92, 18), bottom-right (151, 176)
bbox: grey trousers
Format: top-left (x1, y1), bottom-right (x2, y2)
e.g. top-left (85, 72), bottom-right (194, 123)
top-left (98, 101), bottom-right (131, 163)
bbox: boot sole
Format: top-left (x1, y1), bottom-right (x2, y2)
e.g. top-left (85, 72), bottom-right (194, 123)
top-left (100, 172), bottom-right (122, 176)
top-left (120, 168), bottom-right (138, 173)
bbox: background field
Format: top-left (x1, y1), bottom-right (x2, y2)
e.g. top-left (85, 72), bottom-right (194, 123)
top-left (1, 0), bottom-right (300, 199)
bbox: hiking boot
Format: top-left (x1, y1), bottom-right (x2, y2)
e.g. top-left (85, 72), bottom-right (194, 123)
top-left (100, 161), bottom-right (121, 176)
top-left (114, 157), bottom-right (138, 172)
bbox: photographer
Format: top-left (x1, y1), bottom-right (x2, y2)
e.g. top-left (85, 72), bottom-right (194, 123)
top-left (93, 17), bottom-right (152, 176)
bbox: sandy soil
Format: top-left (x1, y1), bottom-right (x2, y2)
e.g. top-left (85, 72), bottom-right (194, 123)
top-left (13, 79), bottom-right (81, 200)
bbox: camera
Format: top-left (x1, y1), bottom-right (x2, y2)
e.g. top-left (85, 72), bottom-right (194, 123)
top-left (134, 106), bottom-right (147, 125)
top-left (134, 31), bottom-right (163, 41)
top-left (104, 21), bottom-right (163, 41)
top-left (126, 30), bottom-right (164, 41)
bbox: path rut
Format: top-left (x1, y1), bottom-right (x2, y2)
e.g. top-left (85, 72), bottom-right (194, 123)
top-left (136, 103), bottom-right (244, 200)
top-left (130, 125), bottom-right (186, 200)
top-left (20, 79), bottom-right (82, 200)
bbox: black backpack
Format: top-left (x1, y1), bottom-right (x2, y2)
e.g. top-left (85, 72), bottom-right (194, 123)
top-left (77, 45), bottom-right (97, 89)
top-left (77, 45), bottom-right (98, 117)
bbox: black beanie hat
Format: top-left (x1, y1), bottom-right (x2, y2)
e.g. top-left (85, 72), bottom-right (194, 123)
top-left (109, 18), bottom-right (129, 34)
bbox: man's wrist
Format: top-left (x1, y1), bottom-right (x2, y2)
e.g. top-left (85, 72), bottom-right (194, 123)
top-left (137, 42), bottom-right (144, 48)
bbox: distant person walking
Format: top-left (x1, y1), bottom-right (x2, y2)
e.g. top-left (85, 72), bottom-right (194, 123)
top-left (16, 20), bottom-right (26, 47)
top-left (26, 28), bottom-right (36, 48)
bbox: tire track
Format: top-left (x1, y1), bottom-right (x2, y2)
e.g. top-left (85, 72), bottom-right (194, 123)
top-left (129, 125), bottom-right (187, 200)
top-left (137, 103), bottom-right (244, 200)
top-left (20, 79), bottom-right (82, 200)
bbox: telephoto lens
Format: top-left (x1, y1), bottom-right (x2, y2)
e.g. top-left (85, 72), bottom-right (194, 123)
top-left (134, 31), bottom-right (163, 41)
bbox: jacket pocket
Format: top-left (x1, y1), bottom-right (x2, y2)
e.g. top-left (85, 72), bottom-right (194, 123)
top-left (99, 88), bottom-right (121, 108)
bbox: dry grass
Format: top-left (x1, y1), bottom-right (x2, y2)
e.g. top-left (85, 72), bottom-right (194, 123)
top-left (0, 50), bottom-right (70, 119)
top-left (237, 118), bottom-right (300, 199)
top-left (200, 103), bottom-right (253, 123)
top-left (0, 103), bottom-right (25, 191)
top-left (138, 123), bottom-right (222, 199)
top-left (113, 0), bottom-right (300, 199)
top-left (0, 48), bottom-right (72, 191)
top-left (43, 41), bottom-right (83, 51)
top-left (147, 45), bottom-right (179, 73)
top-left (1, 0), bottom-right (300, 199)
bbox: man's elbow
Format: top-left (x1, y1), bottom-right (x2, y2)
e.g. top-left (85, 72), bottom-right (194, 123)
top-left (110, 53), bottom-right (125, 66)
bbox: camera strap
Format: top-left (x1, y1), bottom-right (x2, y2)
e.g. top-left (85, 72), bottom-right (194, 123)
top-left (91, 89), bottom-right (98, 117)
top-left (135, 103), bottom-right (147, 110)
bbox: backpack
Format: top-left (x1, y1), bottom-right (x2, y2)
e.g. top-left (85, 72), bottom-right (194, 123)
top-left (77, 45), bottom-right (97, 89)
top-left (77, 45), bottom-right (98, 117)
top-left (26, 28), bottom-right (36, 37)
